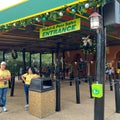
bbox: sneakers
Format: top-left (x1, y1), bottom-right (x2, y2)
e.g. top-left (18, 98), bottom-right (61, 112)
top-left (0, 106), bottom-right (8, 112)
top-left (24, 104), bottom-right (29, 108)
top-left (24, 104), bottom-right (29, 111)
top-left (2, 106), bottom-right (7, 112)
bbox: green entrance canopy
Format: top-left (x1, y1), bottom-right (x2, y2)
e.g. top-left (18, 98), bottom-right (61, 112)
top-left (0, 0), bottom-right (119, 54)
top-left (0, 0), bottom-right (87, 25)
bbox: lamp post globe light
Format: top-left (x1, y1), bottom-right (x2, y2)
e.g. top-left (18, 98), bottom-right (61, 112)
top-left (89, 12), bottom-right (102, 30)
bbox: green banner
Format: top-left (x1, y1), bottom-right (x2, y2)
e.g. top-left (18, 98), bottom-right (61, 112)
top-left (40, 18), bottom-right (80, 38)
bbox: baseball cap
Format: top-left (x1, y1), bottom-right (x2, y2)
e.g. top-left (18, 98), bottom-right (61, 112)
top-left (1, 61), bottom-right (6, 65)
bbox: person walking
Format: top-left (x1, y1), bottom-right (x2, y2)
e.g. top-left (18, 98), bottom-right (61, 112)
top-left (0, 61), bottom-right (11, 112)
top-left (22, 67), bottom-right (40, 110)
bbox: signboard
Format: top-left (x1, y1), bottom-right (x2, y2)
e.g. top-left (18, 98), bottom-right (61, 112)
top-left (40, 18), bottom-right (80, 38)
top-left (92, 83), bottom-right (103, 98)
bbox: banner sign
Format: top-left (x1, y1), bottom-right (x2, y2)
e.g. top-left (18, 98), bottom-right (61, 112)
top-left (40, 18), bottom-right (80, 38)
top-left (92, 83), bottom-right (103, 98)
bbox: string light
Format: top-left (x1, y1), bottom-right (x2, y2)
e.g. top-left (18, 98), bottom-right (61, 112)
top-left (71, 8), bottom-right (76, 13)
top-left (41, 16), bottom-right (46, 21)
top-left (35, 17), bottom-right (39, 22)
top-left (85, 3), bottom-right (89, 9)
top-left (59, 11), bottom-right (63, 17)
top-left (13, 23), bottom-right (16, 27)
top-left (46, 12), bottom-right (49, 16)
top-left (66, 7), bottom-right (71, 12)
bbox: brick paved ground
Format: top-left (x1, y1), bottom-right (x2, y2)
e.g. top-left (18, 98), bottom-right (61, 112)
top-left (0, 79), bottom-right (120, 120)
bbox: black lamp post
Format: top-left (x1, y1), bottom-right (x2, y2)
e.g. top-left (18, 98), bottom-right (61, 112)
top-left (90, 11), bottom-right (105, 120)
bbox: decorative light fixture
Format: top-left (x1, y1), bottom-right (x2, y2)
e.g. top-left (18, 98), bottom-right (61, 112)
top-left (13, 23), bottom-right (16, 26)
top-left (41, 16), bottom-right (46, 21)
top-left (59, 11), bottom-right (63, 16)
top-left (71, 8), bottom-right (76, 13)
top-left (85, 3), bottom-right (89, 9)
top-left (66, 7), bottom-right (71, 12)
top-left (89, 12), bottom-right (102, 29)
top-left (46, 12), bottom-right (49, 16)
top-left (35, 17), bottom-right (40, 22)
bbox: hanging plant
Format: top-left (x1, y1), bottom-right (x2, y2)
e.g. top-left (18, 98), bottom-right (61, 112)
top-left (11, 50), bottom-right (18, 59)
top-left (80, 35), bottom-right (96, 55)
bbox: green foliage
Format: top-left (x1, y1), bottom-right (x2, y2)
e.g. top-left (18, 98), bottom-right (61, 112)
top-left (0, 51), bottom-right (52, 75)
top-left (6, 60), bottom-right (20, 76)
top-left (42, 54), bottom-right (52, 67)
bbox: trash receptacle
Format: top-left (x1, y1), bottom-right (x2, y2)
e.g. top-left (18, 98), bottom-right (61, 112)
top-left (114, 79), bottom-right (120, 113)
top-left (29, 78), bottom-right (55, 118)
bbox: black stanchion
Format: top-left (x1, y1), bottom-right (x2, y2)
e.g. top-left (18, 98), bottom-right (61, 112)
top-left (114, 80), bottom-right (120, 113)
top-left (56, 79), bottom-right (60, 111)
top-left (88, 76), bottom-right (93, 98)
top-left (10, 76), bottom-right (15, 96)
top-left (75, 78), bottom-right (80, 104)
top-left (70, 80), bottom-right (72, 86)
top-left (70, 72), bottom-right (74, 86)
top-left (9, 80), bottom-right (11, 88)
top-left (55, 43), bottom-right (61, 112)
top-left (109, 75), bottom-right (113, 91)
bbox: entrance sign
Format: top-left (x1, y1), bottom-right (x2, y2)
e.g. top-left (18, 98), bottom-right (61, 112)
top-left (40, 18), bottom-right (80, 38)
top-left (92, 83), bottom-right (103, 98)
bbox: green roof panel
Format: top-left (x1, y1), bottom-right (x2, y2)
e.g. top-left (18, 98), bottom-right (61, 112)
top-left (0, 0), bottom-right (80, 25)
